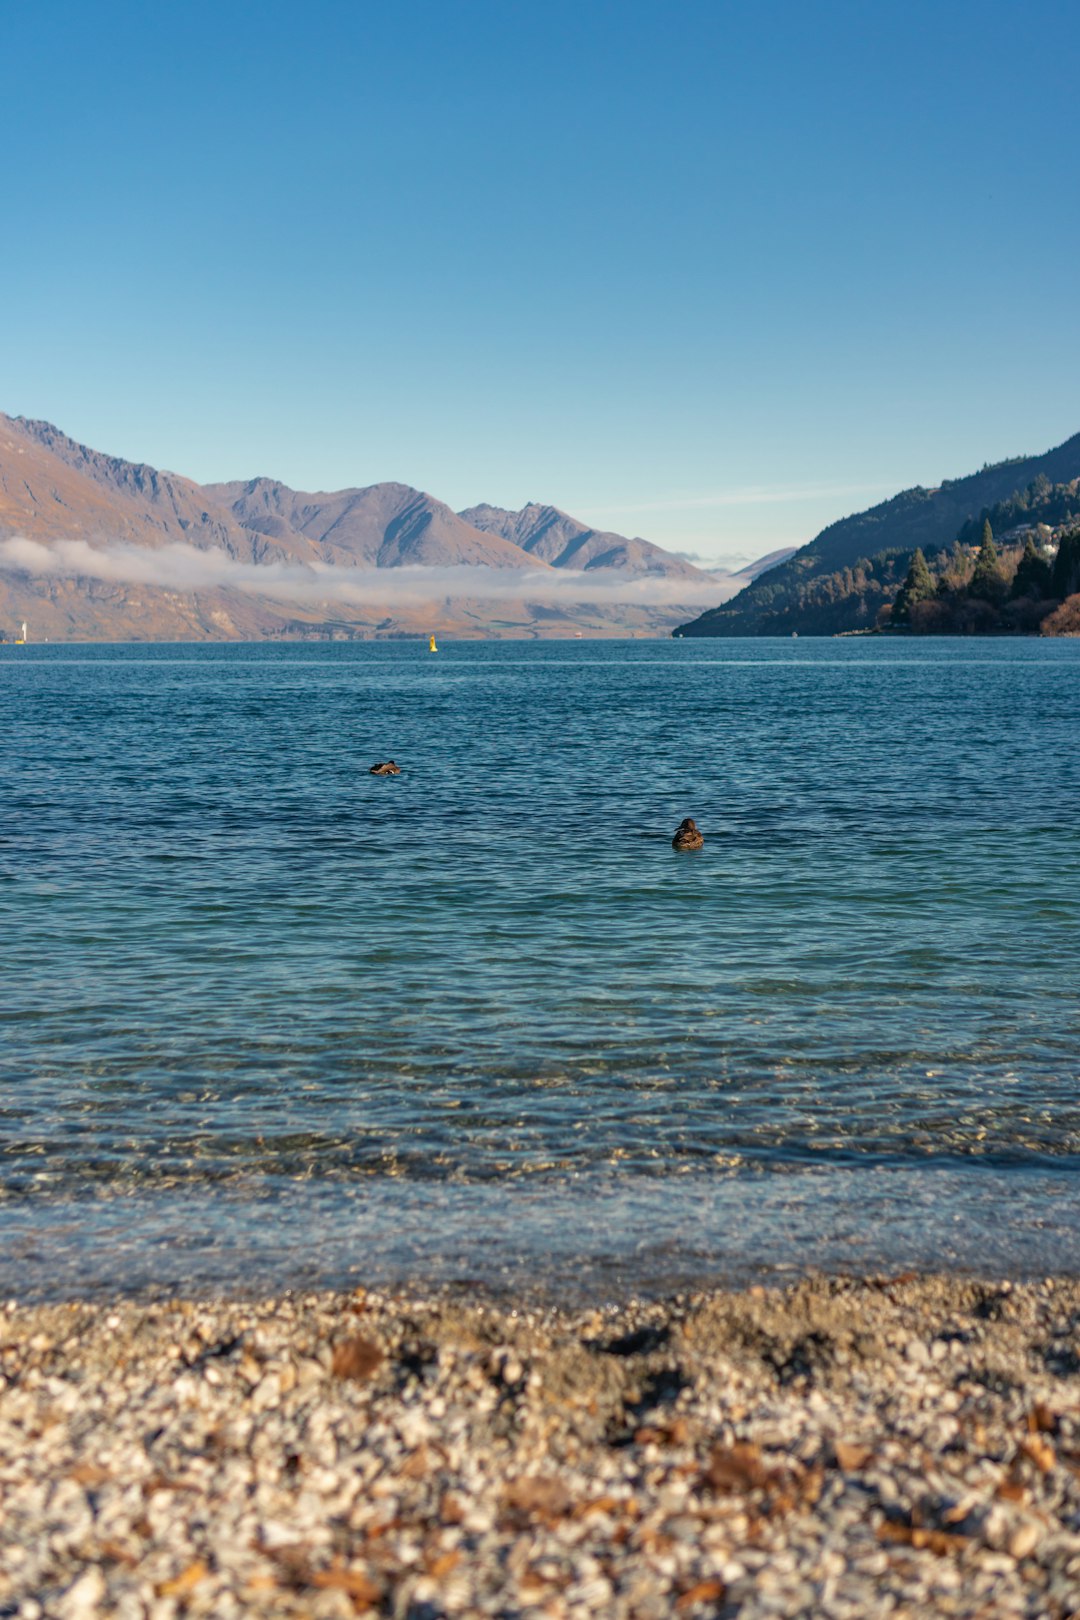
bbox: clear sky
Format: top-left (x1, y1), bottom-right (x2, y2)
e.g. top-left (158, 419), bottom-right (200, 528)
top-left (2, 0), bottom-right (1077, 565)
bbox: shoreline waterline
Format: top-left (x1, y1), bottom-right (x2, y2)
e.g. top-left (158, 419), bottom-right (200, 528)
top-left (5, 1160), bottom-right (1080, 1305)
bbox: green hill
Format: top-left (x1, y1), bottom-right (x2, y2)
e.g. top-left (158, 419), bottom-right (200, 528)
top-left (676, 432), bottom-right (1080, 636)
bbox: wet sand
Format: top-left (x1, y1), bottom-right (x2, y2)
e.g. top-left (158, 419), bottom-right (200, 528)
top-left (2, 1273), bottom-right (1080, 1617)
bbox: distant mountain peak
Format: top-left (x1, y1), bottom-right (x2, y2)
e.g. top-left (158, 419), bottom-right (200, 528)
top-left (203, 477), bottom-right (549, 571)
top-left (459, 499), bottom-right (709, 580)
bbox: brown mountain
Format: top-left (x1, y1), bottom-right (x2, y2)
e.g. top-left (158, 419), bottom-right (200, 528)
top-left (0, 415), bottom-right (311, 563)
top-left (0, 414), bottom-right (728, 640)
top-left (207, 478), bottom-right (541, 570)
top-left (459, 501), bottom-right (708, 580)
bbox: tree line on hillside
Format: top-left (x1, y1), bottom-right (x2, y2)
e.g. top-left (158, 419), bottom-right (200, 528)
top-left (952, 474), bottom-right (1080, 549)
top-left (743, 551), bottom-right (904, 635)
top-left (890, 522), bottom-right (1080, 634)
top-left (734, 476), bottom-right (1080, 635)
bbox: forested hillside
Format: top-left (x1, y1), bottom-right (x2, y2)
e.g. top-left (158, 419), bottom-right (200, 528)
top-left (677, 434), bottom-right (1080, 636)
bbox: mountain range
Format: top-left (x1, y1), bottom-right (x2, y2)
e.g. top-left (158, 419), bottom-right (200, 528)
top-left (676, 431), bottom-right (1080, 636)
top-left (0, 414), bottom-right (756, 641)
top-left (10, 410), bottom-right (1070, 643)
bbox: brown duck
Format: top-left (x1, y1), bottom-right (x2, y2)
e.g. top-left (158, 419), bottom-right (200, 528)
top-left (369, 761), bottom-right (401, 776)
top-left (672, 817), bottom-right (704, 851)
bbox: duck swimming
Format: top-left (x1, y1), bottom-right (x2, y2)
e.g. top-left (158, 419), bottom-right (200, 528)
top-left (369, 761), bottom-right (401, 776)
top-left (672, 817), bottom-right (703, 851)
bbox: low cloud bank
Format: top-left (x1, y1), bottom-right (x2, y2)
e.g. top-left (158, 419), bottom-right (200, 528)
top-left (0, 537), bottom-right (736, 609)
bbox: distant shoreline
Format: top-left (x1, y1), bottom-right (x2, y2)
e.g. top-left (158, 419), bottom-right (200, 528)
top-left (5, 626), bottom-right (1080, 646)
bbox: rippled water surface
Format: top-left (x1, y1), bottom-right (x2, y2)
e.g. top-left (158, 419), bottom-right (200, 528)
top-left (3, 638), bottom-right (1079, 1296)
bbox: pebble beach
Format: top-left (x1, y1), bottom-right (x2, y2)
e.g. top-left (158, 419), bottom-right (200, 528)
top-left (3, 1274), bottom-right (1080, 1618)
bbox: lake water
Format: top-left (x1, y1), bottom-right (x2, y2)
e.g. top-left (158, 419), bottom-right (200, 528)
top-left (2, 638), bottom-right (1079, 1300)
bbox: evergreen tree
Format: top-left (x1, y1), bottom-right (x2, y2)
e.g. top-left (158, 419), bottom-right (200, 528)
top-left (970, 528), bottom-right (1005, 603)
top-left (1010, 535), bottom-right (1052, 600)
top-left (891, 547), bottom-right (935, 623)
top-left (1052, 529), bottom-right (1080, 599)
top-left (949, 540), bottom-right (971, 583)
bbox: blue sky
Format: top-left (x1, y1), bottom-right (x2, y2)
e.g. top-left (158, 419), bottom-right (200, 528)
top-left (2, 0), bottom-right (1077, 565)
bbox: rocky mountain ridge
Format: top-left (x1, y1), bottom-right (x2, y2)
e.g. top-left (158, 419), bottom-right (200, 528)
top-left (206, 479), bottom-right (542, 572)
top-left (0, 414), bottom-right (733, 640)
top-left (459, 501), bottom-right (706, 580)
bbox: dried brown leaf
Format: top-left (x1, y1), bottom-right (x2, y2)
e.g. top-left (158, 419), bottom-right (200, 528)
top-left (331, 1336), bottom-right (384, 1381)
top-left (142, 1474), bottom-right (197, 1497)
top-left (766, 1490), bottom-right (798, 1517)
top-left (264, 1548), bottom-right (381, 1610)
top-left (878, 1521), bottom-right (968, 1557)
top-left (503, 1475), bottom-right (573, 1524)
top-left (1019, 1434), bottom-right (1056, 1474)
top-left (573, 1493), bottom-right (625, 1519)
top-left (156, 1560), bottom-right (209, 1597)
top-left (400, 1444), bottom-right (430, 1480)
top-left (362, 1516), bottom-right (402, 1543)
top-left (941, 1500), bottom-right (974, 1525)
top-left (702, 1441), bottom-right (771, 1494)
top-left (635, 1418), bottom-right (690, 1447)
top-left (635, 1526), bottom-right (676, 1554)
top-left (261, 1543), bottom-right (317, 1580)
top-left (424, 1549), bottom-right (461, 1579)
top-left (676, 1579), bottom-right (727, 1612)
top-left (99, 1541), bottom-right (138, 1568)
top-left (311, 1564), bottom-right (382, 1607)
top-left (833, 1440), bottom-right (873, 1472)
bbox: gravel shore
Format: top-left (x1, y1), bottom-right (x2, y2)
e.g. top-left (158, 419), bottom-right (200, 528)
top-left (3, 1273), bottom-right (1080, 1618)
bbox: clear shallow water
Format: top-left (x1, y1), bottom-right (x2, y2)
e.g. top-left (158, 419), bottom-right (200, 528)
top-left (2, 638), bottom-right (1079, 1298)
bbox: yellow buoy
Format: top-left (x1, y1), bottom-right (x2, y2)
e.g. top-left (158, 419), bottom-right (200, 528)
top-left (429, 633), bottom-right (437, 652)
